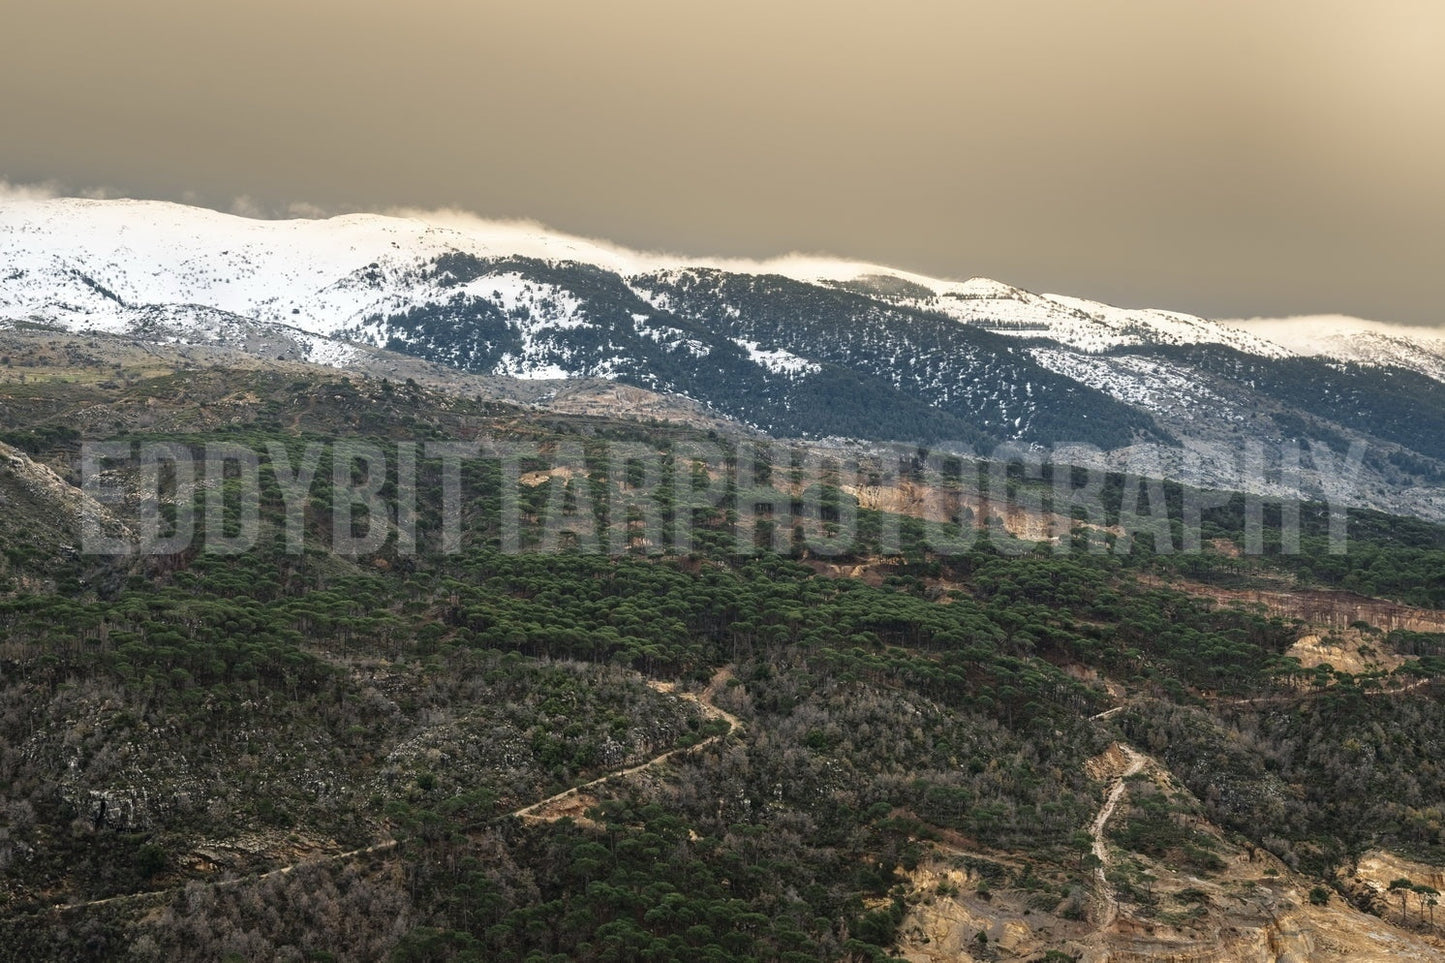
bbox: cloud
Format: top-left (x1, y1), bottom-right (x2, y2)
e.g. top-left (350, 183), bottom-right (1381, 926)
top-left (1228, 315), bottom-right (1445, 344)
top-left (1, 177), bottom-right (124, 203)
top-left (382, 204), bottom-right (917, 285)
top-left (228, 194), bottom-right (266, 218)
top-left (0, 178), bottom-right (63, 200)
top-left (226, 195), bottom-right (336, 220)
top-left (2, 177), bottom-right (341, 226)
top-left (285, 201), bottom-right (329, 219)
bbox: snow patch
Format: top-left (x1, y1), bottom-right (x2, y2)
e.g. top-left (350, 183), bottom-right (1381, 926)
top-left (732, 339), bottom-right (820, 376)
top-left (298, 333), bottom-right (362, 368)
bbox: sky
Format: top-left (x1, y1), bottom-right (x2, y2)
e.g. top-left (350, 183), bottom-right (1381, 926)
top-left (1, 0), bottom-right (1442, 324)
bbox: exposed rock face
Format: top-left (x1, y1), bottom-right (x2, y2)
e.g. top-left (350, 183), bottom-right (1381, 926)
top-left (81, 788), bottom-right (153, 832)
top-left (1286, 634), bottom-right (1406, 675)
top-left (1139, 574), bottom-right (1445, 636)
top-left (898, 863), bottom-right (1086, 963)
top-left (0, 439), bottom-right (133, 545)
top-left (840, 479), bottom-right (1102, 544)
top-left (1352, 851), bottom-right (1445, 894)
top-left (1342, 849), bottom-right (1445, 926)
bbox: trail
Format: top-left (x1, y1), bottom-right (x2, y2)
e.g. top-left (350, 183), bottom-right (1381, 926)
top-left (1088, 674), bottom-right (1436, 722)
top-left (45, 668), bottom-right (741, 915)
top-left (1088, 744), bottom-right (1146, 929)
top-left (1084, 674), bottom-right (1430, 928)
top-left (45, 839), bottom-right (403, 914)
top-left (513, 668), bottom-right (742, 822)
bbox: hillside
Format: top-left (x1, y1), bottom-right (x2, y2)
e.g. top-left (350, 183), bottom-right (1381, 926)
top-left (1, 336), bottom-right (1445, 960)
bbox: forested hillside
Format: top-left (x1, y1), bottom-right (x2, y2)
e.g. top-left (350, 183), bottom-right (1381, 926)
top-left (2, 341), bottom-right (1445, 961)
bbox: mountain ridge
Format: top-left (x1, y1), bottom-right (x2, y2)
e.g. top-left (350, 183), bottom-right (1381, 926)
top-left (4, 194), bottom-right (1445, 522)
top-left (0, 194), bottom-right (1325, 355)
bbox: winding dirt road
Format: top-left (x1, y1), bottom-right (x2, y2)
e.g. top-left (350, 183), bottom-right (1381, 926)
top-left (514, 668), bottom-right (742, 822)
top-left (46, 668), bottom-right (742, 915)
top-left (1089, 745), bottom-right (1146, 927)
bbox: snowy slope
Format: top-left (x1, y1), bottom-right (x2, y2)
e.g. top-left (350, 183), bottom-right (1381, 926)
top-left (894, 281), bottom-right (1289, 356)
top-left (1, 197), bottom-right (513, 335)
top-left (0, 195), bottom-right (966, 336)
top-left (0, 194), bottom-right (1297, 359)
top-left (1027, 348), bottom-right (1248, 427)
top-left (6, 192), bottom-right (1445, 447)
top-left (1232, 315), bottom-right (1445, 382)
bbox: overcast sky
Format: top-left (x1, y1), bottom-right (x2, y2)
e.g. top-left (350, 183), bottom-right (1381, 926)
top-left (2, 1), bottom-right (1442, 323)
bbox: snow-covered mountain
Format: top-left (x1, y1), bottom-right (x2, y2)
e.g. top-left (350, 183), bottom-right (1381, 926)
top-left (4, 193), bottom-right (1445, 517)
top-left (1231, 315), bottom-right (1445, 383)
top-left (833, 274), bottom-right (1288, 357)
top-left (0, 195), bottom-right (1289, 357)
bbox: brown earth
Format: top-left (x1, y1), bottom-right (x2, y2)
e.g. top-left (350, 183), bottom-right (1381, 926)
top-left (897, 742), bottom-right (1445, 963)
